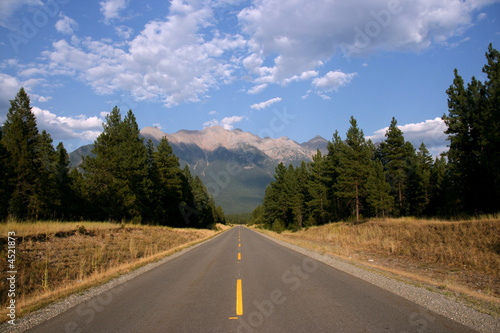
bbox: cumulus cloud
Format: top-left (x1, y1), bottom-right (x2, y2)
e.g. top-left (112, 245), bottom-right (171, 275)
top-left (248, 83), bottom-right (268, 95)
top-left (203, 115), bottom-right (247, 130)
top-left (220, 116), bottom-right (247, 130)
top-left (367, 117), bottom-right (449, 157)
top-left (115, 25), bottom-right (134, 39)
top-left (0, 73), bottom-right (21, 115)
top-left (40, 1), bottom-right (246, 107)
top-left (238, 0), bottom-right (495, 85)
top-left (9, 0), bottom-right (498, 108)
top-left (250, 97), bottom-right (282, 110)
top-left (55, 14), bottom-right (78, 35)
top-left (312, 70), bottom-right (357, 92)
top-left (32, 107), bottom-right (104, 141)
top-left (100, 0), bottom-right (129, 23)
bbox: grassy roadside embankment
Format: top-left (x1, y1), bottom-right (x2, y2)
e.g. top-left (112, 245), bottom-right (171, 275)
top-left (255, 217), bottom-right (500, 316)
top-left (0, 221), bottom-right (230, 322)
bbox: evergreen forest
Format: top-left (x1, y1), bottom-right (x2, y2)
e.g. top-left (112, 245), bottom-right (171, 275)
top-left (0, 92), bottom-right (224, 228)
top-left (252, 44), bottom-right (500, 231)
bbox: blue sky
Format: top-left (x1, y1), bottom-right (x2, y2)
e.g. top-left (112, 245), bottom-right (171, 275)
top-left (1, 0), bottom-right (499, 155)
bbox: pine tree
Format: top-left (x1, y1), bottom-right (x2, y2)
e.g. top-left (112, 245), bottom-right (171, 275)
top-left (291, 161), bottom-right (310, 229)
top-left (251, 205), bottom-right (263, 225)
top-left (335, 117), bottom-right (372, 222)
top-left (482, 44), bottom-right (500, 207)
top-left (1, 88), bottom-right (41, 219)
top-left (406, 150), bottom-right (427, 216)
top-left (262, 162), bottom-right (290, 228)
top-left (325, 131), bottom-right (346, 220)
top-left (153, 137), bottom-right (183, 225)
top-left (179, 165), bottom-right (201, 227)
top-left (82, 107), bottom-right (148, 222)
top-left (378, 117), bottom-right (408, 216)
top-left (143, 139), bottom-right (159, 223)
top-left (0, 128), bottom-right (13, 220)
top-left (35, 130), bottom-right (59, 219)
top-left (443, 44), bottom-right (500, 213)
top-left (414, 143), bottom-right (432, 214)
top-left (54, 142), bottom-right (72, 219)
top-left (427, 156), bottom-right (448, 216)
top-left (307, 151), bottom-right (329, 225)
top-left (68, 167), bottom-right (86, 220)
top-left (366, 160), bottom-right (393, 218)
top-left (191, 175), bottom-right (216, 228)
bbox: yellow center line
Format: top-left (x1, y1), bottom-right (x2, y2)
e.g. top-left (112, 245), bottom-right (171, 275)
top-left (238, 252), bottom-right (241, 260)
top-left (236, 279), bottom-right (243, 316)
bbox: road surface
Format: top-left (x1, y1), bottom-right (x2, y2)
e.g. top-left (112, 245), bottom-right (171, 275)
top-left (27, 226), bottom-right (476, 333)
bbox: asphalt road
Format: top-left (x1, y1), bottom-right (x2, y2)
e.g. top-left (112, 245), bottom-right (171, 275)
top-left (27, 226), bottom-right (476, 333)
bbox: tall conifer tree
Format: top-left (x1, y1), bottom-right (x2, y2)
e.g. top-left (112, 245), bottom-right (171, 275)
top-left (1, 88), bottom-right (40, 219)
top-left (378, 118), bottom-right (408, 215)
top-left (366, 160), bottom-right (393, 218)
top-left (335, 117), bottom-right (372, 222)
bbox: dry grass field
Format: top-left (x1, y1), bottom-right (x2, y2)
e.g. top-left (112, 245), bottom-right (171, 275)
top-left (258, 217), bottom-right (500, 315)
top-left (0, 221), bottom-right (225, 321)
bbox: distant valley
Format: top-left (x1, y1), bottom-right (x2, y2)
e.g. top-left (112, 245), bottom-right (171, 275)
top-left (69, 126), bottom-right (328, 214)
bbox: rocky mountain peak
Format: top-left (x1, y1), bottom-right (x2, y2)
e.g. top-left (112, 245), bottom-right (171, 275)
top-left (72, 126), bottom-right (329, 214)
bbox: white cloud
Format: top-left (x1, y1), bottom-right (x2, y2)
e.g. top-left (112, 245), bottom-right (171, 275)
top-left (237, 0), bottom-right (497, 85)
top-left (209, 110), bottom-right (218, 115)
top-left (203, 119), bottom-right (219, 128)
top-left (221, 116), bottom-right (247, 130)
top-left (55, 14), bottom-right (78, 35)
top-left (248, 83), bottom-right (267, 94)
top-left (100, 0), bottom-right (129, 23)
top-left (32, 107), bottom-right (104, 141)
top-left (204, 115), bottom-right (247, 130)
top-left (367, 117), bottom-right (448, 157)
top-left (31, 94), bottom-right (52, 103)
top-left (115, 25), bottom-right (134, 39)
top-left (0, 73), bottom-right (21, 114)
top-left (250, 97), bottom-right (282, 110)
top-left (152, 123), bottom-right (162, 129)
top-left (8, 0), bottom-right (499, 109)
top-left (312, 70), bottom-right (357, 92)
top-left (282, 70), bottom-right (320, 86)
top-left (0, 73), bottom-right (54, 115)
top-left (477, 12), bottom-right (487, 21)
top-left (41, 2), bottom-right (246, 107)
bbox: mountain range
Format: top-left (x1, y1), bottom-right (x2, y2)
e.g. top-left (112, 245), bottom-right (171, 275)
top-left (69, 126), bottom-right (329, 214)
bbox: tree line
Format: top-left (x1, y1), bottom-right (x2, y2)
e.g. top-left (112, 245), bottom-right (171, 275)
top-left (253, 44), bottom-right (499, 231)
top-left (0, 89), bottom-right (224, 228)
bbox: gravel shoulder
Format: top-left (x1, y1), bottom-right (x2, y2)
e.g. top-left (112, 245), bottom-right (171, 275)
top-left (253, 227), bottom-right (500, 333)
